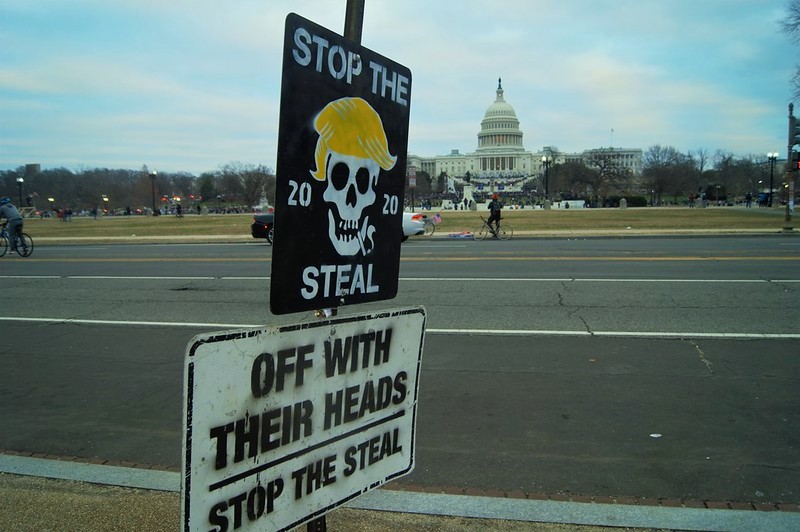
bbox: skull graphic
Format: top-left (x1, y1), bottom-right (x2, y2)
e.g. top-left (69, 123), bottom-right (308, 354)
top-left (323, 152), bottom-right (379, 256)
top-left (310, 97), bottom-right (397, 257)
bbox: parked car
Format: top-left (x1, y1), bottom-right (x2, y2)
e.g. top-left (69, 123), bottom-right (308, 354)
top-left (251, 213), bottom-right (274, 244)
top-left (402, 212), bottom-right (426, 241)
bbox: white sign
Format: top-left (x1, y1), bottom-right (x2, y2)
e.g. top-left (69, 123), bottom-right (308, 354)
top-left (181, 307), bottom-right (426, 531)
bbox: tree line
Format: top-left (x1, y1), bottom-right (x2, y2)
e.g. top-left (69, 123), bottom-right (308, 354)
top-left (547, 146), bottom-right (783, 205)
top-left (404, 146), bottom-right (785, 206)
top-left (0, 162), bottom-right (276, 213)
top-left (0, 146), bottom-right (786, 212)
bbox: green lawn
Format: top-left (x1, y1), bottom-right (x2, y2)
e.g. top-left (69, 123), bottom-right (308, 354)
top-left (440, 206), bottom-right (790, 232)
top-left (20, 206), bottom-right (792, 239)
top-left (24, 213), bottom-right (255, 237)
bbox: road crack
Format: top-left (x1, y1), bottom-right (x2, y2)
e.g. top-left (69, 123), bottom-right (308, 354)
top-left (688, 340), bottom-right (714, 375)
top-left (558, 282), bottom-right (592, 334)
top-left (557, 283), bottom-right (567, 307)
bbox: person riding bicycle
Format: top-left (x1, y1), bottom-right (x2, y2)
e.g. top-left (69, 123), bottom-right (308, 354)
top-left (0, 196), bottom-right (23, 252)
top-left (487, 193), bottom-right (503, 235)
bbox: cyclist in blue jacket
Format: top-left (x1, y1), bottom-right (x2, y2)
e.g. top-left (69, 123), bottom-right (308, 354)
top-left (0, 197), bottom-right (23, 252)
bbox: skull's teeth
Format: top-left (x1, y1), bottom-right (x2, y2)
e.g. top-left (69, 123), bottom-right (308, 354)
top-left (339, 220), bottom-right (359, 232)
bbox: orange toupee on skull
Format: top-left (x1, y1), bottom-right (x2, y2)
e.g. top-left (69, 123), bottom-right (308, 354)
top-left (310, 97), bottom-right (397, 257)
top-left (310, 97), bottom-right (396, 181)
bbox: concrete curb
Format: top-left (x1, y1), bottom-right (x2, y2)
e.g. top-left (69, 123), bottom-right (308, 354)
top-left (0, 454), bottom-right (800, 531)
top-left (1, 454), bottom-right (799, 532)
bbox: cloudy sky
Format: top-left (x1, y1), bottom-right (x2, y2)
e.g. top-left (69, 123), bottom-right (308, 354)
top-left (1, 0), bottom-right (796, 175)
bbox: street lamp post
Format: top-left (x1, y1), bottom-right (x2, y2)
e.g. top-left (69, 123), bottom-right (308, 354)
top-left (149, 170), bottom-right (157, 216)
top-left (541, 155), bottom-right (552, 200)
top-left (16, 177), bottom-right (24, 205)
top-left (767, 152), bottom-right (779, 207)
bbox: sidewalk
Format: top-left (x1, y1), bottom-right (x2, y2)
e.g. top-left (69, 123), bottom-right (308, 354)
top-left (2, 454), bottom-right (798, 531)
top-left (0, 473), bottom-right (622, 532)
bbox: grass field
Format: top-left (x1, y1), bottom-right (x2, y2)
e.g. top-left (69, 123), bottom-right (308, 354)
top-left (17, 206), bottom-right (794, 239)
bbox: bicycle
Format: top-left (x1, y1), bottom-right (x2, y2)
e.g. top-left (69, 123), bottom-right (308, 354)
top-left (474, 216), bottom-right (513, 241)
top-left (422, 213), bottom-right (441, 237)
top-left (0, 222), bottom-right (34, 257)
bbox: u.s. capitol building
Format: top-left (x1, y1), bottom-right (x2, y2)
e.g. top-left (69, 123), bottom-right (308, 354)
top-left (407, 79), bottom-right (642, 192)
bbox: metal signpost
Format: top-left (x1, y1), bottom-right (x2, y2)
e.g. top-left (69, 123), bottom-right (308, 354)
top-left (182, 4), bottom-right (422, 531)
top-left (786, 104), bottom-right (796, 231)
top-left (181, 308), bottom-right (425, 531)
top-left (269, 12), bottom-right (412, 315)
top-left (408, 165), bottom-right (416, 212)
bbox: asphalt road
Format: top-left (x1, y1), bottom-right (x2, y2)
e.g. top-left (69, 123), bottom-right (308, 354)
top-left (1, 234), bottom-right (798, 507)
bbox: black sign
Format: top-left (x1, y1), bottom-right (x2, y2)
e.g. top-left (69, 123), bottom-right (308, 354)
top-left (270, 13), bottom-right (412, 315)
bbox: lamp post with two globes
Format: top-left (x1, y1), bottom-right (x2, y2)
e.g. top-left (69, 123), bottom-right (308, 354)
top-left (767, 152), bottom-right (779, 207)
top-left (16, 177), bottom-right (24, 205)
top-left (149, 170), bottom-right (158, 216)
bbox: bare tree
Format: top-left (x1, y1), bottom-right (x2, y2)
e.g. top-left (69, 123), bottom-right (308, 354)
top-left (782, 0), bottom-right (800, 100)
top-left (691, 148), bottom-right (710, 173)
top-left (713, 151), bottom-right (736, 187)
top-left (686, 148), bottom-right (711, 194)
top-left (550, 161), bottom-right (599, 199)
top-left (643, 145), bottom-right (694, 204)
top-left (217, 162), bottom-right (274, 208)
top-left (583, 149), bottom-right (632, 196)
top-left (730, 156), bottom-right (761, 201)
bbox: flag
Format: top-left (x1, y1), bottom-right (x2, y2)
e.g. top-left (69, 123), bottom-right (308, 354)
top-left (432, 213), bottom-right (442, 224)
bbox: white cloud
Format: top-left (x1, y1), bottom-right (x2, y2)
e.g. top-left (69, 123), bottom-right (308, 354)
top-left (0, 0), bottom-right (795, 174)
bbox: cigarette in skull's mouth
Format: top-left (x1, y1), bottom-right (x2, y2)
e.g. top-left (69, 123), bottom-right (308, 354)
top-left (357, 216), bottom-right (368, 254)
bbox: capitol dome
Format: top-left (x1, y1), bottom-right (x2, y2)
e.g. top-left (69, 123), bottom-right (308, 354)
top-left (476, 78), bottom-right (524, 153)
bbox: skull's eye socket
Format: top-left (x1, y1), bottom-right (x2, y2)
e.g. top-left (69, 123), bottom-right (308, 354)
top-left (356, 167), bottom-right (371, 194)
top-left (330, 162), bottom-right (350, 190)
